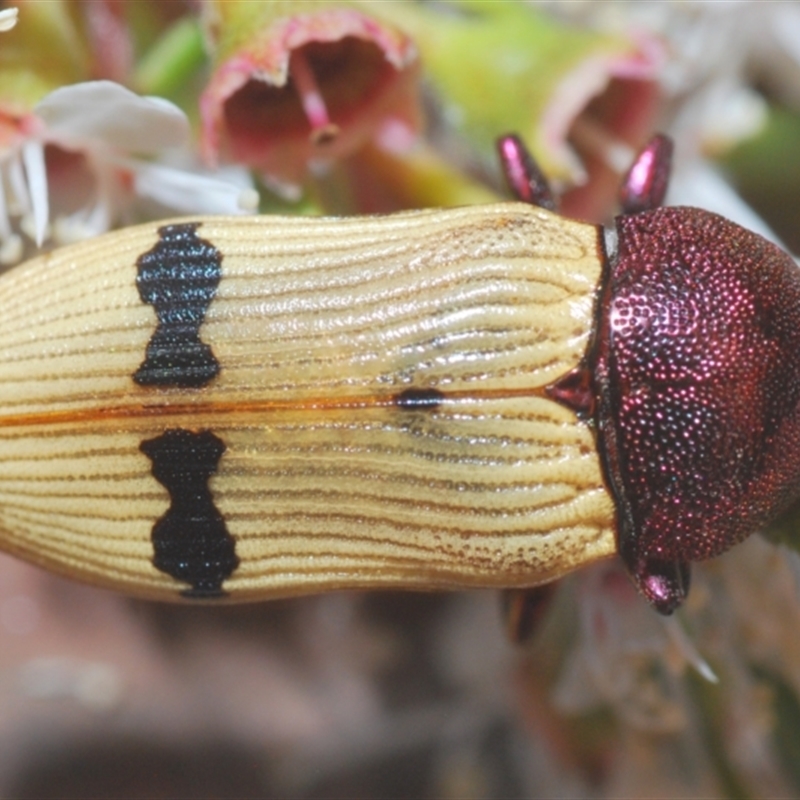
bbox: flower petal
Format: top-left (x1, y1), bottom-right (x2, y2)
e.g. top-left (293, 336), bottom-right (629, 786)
top-left (34, 80), bottom-right (189, 155)
top-left (0, 8), bottom-right (18, 32)
top-left (127, 159), bottom-right (259, 216)
top-left (21, 139), bottom-right (47, 244)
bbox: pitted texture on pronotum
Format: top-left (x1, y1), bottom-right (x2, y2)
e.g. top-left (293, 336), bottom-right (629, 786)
top-left (596, 206), bottom-right (800, 610)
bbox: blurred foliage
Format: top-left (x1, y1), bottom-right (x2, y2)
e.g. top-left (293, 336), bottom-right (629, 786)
top-left (723, 105), bottom-right (800, 253)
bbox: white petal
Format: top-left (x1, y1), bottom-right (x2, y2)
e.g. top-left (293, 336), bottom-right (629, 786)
top-left (34, 81), bottom-right (189, 155)
top-left (21, 141), bottom-right (49, 246)
top-left (130, 160), bottom-right (258, 216)
top-left (53, 201), bottom-right (111, 245)
top-left (0, 8), bottom-right (18, 31)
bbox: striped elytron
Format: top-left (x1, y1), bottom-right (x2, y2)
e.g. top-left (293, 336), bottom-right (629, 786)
top-left (0, 200), bottom-right (797, 614)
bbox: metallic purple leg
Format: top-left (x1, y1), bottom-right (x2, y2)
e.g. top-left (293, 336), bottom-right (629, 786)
top-left (619, 134), bottom-right (673, 214)
top-left (496, 134), bottom-right (558, 211)
top-left (620, 545), bottom-right (690, 616)
top-left (502, 584), bottom-right (557, 644)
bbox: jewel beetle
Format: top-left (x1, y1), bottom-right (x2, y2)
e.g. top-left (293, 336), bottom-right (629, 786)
top-left (0, 134), bottom-right (795, 615)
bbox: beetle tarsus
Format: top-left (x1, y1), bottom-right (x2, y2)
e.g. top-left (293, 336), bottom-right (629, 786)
top-left (619, 134), bottom-right (673, 214)
top-left (496, 134), bottom-right (558, 211)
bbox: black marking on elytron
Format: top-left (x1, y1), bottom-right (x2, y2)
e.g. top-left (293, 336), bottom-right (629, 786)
top-left (140, 428), bottom-right (238, 598)
top-left (394, 387), bottom-right (445, 410)
top-left (133, 223), bottom-right (222, 388)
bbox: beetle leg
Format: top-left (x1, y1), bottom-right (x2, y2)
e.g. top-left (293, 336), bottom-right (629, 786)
top-left (619, 134), bottom-right (673, 214)
top-left (618, 536), bottom-right (690, 616)
top-left (496, 134), bottom-right (558, 211)
top-left (502, 584), bottom-right (558, 644)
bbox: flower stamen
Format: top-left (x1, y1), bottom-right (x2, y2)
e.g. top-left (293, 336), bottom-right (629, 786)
top-left (0, 174), bottom-right (11, 239)
top-left (6, 155), bottom-right (30, 217)
top-left (289, 48), bottom-right (340, 147)
top-left (21, 141), bottom-right (49, 245)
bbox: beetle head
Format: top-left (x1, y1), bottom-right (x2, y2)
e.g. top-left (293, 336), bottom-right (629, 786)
top-left (595, 206), bottom-right (800, 613)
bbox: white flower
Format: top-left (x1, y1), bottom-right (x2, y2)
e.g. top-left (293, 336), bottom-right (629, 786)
top-left (0, 8), bottom-right (17, 32)
top-left (0, 80), bottom-right (258, 264)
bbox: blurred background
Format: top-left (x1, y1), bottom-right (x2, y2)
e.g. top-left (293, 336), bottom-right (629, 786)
top-left (2, 1), bottom-right (800, 797)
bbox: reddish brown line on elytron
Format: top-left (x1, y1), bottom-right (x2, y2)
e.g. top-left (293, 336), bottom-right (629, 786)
top-left (0, 385), bottom-right (565, 430)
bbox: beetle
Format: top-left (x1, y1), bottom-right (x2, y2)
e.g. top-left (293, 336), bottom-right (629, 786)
top-left (0, 134), bottom-right (795, 615)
